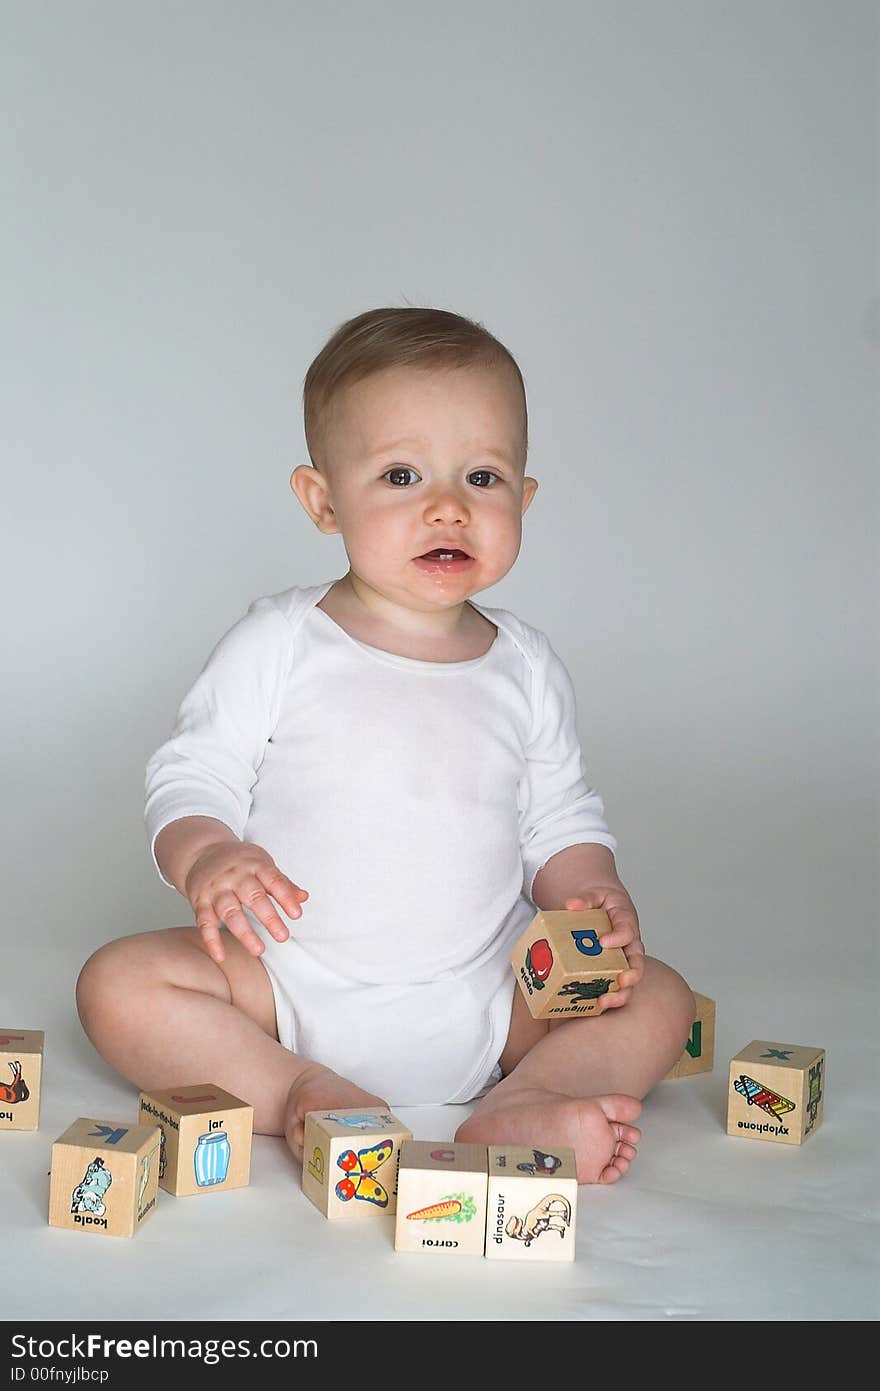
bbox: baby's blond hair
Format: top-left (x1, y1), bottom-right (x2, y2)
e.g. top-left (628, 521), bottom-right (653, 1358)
top-left (302, 305), bottom-right (528, 473)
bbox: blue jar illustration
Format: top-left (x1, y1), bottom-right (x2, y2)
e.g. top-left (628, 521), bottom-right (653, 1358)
top-left (194, 1130), bottom-right (231, 1187)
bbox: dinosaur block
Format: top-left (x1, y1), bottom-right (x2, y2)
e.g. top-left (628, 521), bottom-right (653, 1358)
top-left (665, 992), bottom-right (716, 1079)
top-left (301, 1106), bottom-right (412, 1221)
top-left (510, 909), bottom-right (628, 1020)
top-left (485, 1145), bottom-right (578, 1262)
top-left (138, 1084), bottom-right (254, 1196)
top-left (48, 1117), bottom-right (161, 1237)
top-left (0, 1028), bottom-right (44, 1131)
top-left (394, 1141), bottom-right (489, 1256)
top-left (727, 1041), bottom-right (826, 1145)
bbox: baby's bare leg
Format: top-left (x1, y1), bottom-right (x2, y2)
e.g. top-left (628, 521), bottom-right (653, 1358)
top-left (455, 956), bottom-right (694, 1184)
top-left (75, 927), bottom-right (387, 1161)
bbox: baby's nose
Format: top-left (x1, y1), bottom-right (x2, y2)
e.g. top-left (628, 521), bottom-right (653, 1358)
top-left (423, 489), bottom-right (470, 523)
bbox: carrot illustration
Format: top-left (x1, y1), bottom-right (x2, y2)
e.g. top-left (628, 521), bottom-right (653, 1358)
top-left (406, 1199), bottom-right (462, 1221)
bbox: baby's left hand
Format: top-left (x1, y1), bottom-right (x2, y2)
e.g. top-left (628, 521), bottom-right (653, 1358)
top-left (563, 884), bottom-right (645, 1010)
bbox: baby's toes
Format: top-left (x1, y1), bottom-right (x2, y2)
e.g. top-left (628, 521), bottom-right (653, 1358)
top-left (598, 1092), bottom-right (643, 1127)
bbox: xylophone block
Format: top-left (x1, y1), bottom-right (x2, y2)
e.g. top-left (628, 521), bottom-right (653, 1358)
top-left (49, 1117), bottom-right (161, 1237)
top-left (485, 1145), bottom-right (578, 1263)
top-left (0, 1028), bottom-right (44, 1131)
top-left (510, 909), bottom-right (628, 1020)
top-left (302, 1106), bottom-right (412, 1221)
top-left (394, 1141), bottom-right (489, 1256)
top-left (665, 992), bottom-right (716, 1079)
top-left (138, 1084), bottom-right (254, 1196)
top-left (727, 1040), bottom-right (826, 1145)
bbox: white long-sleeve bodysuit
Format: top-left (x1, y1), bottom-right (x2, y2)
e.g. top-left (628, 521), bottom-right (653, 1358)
top-left (144, 579), bottom-right (616, 1106)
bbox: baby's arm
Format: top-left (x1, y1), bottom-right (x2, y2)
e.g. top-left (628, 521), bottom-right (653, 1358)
top-left (154, 815), bottom-right (309, 965)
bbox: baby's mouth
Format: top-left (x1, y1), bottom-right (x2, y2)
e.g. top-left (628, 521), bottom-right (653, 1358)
top-left (418, 548), bottom-right (471, 560)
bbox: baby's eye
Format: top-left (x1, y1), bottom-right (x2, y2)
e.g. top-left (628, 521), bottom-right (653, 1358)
top-left (468, 471), bottom-right (498, 488)
top-left (383, 467), bottom-right (420, 486)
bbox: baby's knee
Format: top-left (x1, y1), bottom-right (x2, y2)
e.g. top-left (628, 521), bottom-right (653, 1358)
top-left (640, 957), bottom-right (696, 1045)
top-left (75, 933), bottom-right (160, 1039)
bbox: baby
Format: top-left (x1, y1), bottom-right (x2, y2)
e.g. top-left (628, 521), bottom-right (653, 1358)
top-left (76, 306), bottom-right (694, 1185)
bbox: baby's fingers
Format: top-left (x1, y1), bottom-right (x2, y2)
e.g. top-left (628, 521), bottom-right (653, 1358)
top-left (600, 985), bottom-right (632, 1012)
top-left (208, 895), bottom-right (267, 959)
top-left (196, 914), bottom-right (227, 965)
top-left (259, 867), bottom-right (309, 922)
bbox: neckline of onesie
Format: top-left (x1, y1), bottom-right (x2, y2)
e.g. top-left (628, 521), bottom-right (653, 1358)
top-left (308, 584), bottom-right (500, 672)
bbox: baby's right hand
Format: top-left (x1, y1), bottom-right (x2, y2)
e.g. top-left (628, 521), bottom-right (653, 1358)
top-left (184, 842), bottom-right (309, 964)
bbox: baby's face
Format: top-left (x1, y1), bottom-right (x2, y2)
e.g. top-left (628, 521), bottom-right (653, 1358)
top-left (295, 364), bottom-right (538, 615)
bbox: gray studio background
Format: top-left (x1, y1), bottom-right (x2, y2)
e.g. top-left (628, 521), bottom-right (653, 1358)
top-left (1, 1), bottom-right (877, 1323)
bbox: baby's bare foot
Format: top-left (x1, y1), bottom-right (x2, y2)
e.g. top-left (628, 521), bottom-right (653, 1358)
top-left (284, 1063), bottom-right (390, 1163)
top-left (454, 1086), bottom-right (642, 1185)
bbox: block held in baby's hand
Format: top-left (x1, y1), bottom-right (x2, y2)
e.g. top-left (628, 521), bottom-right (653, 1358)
top-left (510, 909), bottom-right (628, 1020)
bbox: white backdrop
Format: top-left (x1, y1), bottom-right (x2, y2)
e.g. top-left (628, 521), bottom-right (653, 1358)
top-left (1, 1), bottom-right (877, 1324)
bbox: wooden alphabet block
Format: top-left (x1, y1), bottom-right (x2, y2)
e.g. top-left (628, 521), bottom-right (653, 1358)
top-left (49, 1117), bottom-right (161, 1237)
top-left (0, 1028), bottom-right (44, 1131)
top-left (727, 1041), bottom-right (826, 1145)
top-left (301, 1106), bottom-right (412, 1220)
top-left (665, 992), bottom-right (716, 1079)
top-left (485, 1145), bottom-right (578, 1262)
top-left (138, 1084), bottom-right (254, 1196)
top-left (510, 909), bottom-right (627, 1020)
top-left (394, 1141), bottom-right (489, 1256)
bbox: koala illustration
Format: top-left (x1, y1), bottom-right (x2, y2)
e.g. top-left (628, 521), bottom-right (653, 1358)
top-left (70, 1157), bottom-right (112, 1215)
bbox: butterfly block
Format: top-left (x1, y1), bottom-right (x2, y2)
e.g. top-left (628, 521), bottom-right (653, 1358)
top-left (510, 909), bottom-right (628, 1021)
top-left (0, 1027), bottom-right (44, 1132)
top-left (302, 1107), bottom-right (412, 1220)
top-left (664, 992), bottom-right (716, 1079)
top-left (485, 1145), bottom-right (578, 1263)
top-left (394, 1141), bottom-right (489, 1256)
top-left (48, 1117), bottom-right (162, 1238)
top-left (727, 1040), bottom-right (826, 1145)
top-left (138, 1084), bottom-right (254, 1196)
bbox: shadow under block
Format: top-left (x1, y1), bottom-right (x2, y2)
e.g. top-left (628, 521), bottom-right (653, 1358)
top-left (0, 1028), bottom-right (44, 1131)
top-left (301, 1107), bottom-right (413, 1220)
top-left (138, 1084), bottom-right (254, 1196)
top-left (49, 1118), bottom-right (161, 1237)
top-left (510, 909), bottom-right (627, 1020)
top-left (394, 1141), bottom-right (489, 1256)
top-left (727, 1041), bottom-right (826, 1145)
top-left (485, 1146), bottom-right (578, 1263)
top-left (664, 992), bottom-right (716, 1079)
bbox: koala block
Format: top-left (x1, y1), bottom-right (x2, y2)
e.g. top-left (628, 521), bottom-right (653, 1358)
top-left (138, 1084), bottom-right (254, 1196)
top-left (510, 909), bottom-right (627, 1020)
top-left (0, 1028), bottom-right (44, 1131)
top-left (485, 1145), bottom-right (578, 1262)
top-left (665, 992), bottom-right (716, 1079)
top-left (394, 1141), bottom-right (489, 1256)
top-left (301, 1106), bottom-right (412, 1220)
top-left (49, 1117), bottom-right (161, 1237)
top-left (727, 1041), bottom-right (826, 1145)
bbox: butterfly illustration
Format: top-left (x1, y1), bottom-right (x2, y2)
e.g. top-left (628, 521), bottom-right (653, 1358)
top-left (335, 1140), bottom-right (394, 1206)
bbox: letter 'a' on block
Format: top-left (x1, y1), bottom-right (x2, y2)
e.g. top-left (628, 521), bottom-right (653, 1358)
top-left (138, 1084), bottom-right (254, 1196)
top-left (664, 992), bottom-right (716, 1079)
top-left (394, 1141), bottom-right (489, 1256)
top-left (0, 1028), bottom-right (44, 1131)
top-left (48, 1118), bottom-right (162, 1238)
top-left (510, 909), bottom-right (628, 1020)
top-left (726, 1041), bottom-right (826, 1145)
top-left (485, 1145), bottom-right (578, 1263)
top-left (301, 1106), bottom-right (413, 1221)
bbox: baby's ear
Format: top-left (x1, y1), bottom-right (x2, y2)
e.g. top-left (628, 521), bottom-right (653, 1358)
top-left (522, 476), bottom-right (539, 512)
top-left (290, 464), bottom-right (339, 534)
